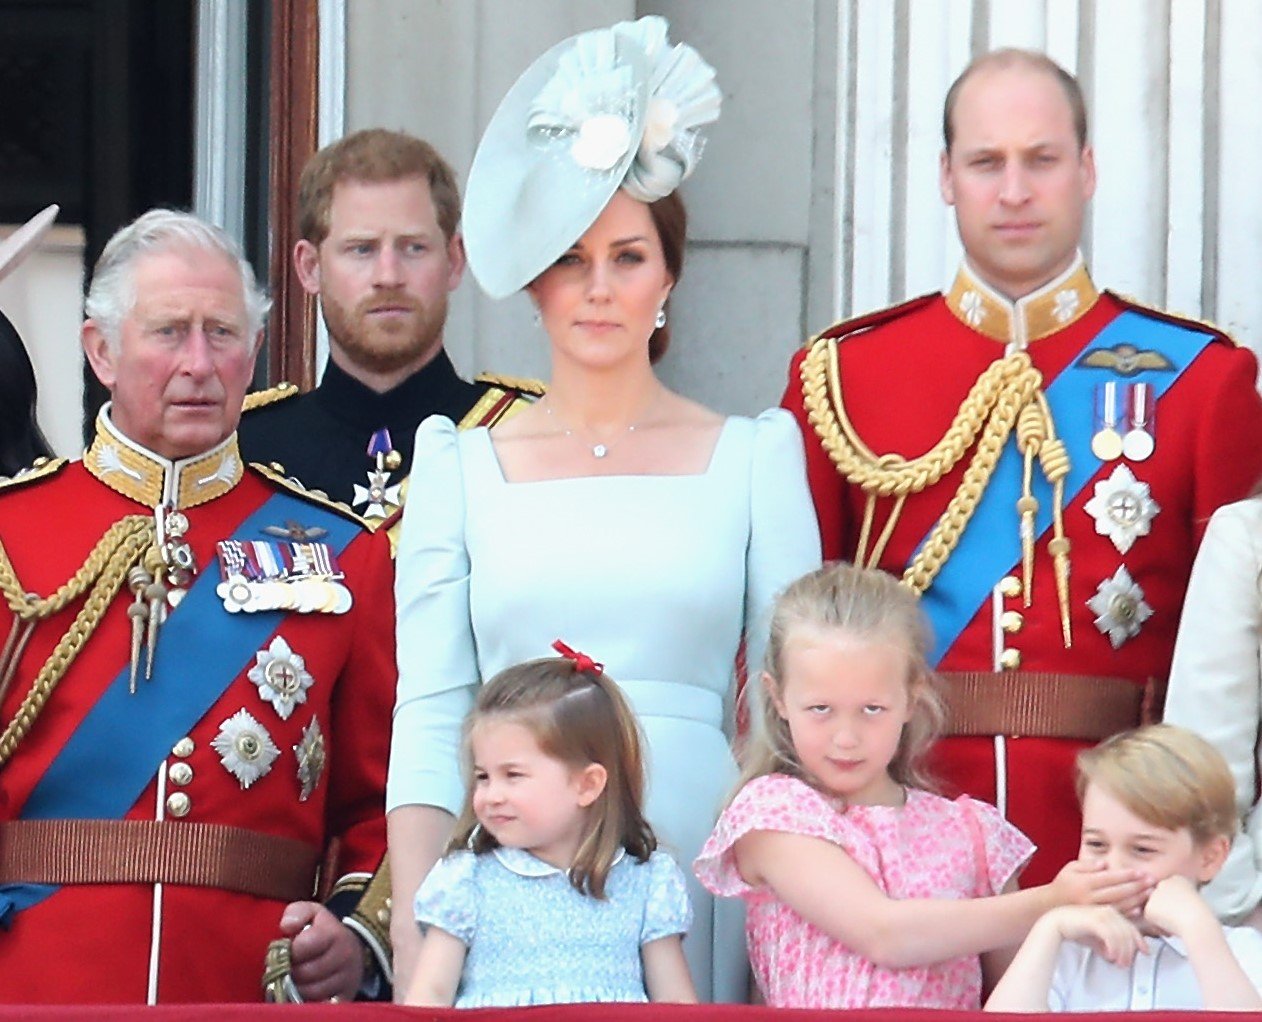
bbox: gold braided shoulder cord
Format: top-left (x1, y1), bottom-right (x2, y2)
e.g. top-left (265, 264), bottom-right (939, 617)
top-left (0, 515), bottom-right (154, 766)
top-left (799, 336), bottom-right (1073, 643)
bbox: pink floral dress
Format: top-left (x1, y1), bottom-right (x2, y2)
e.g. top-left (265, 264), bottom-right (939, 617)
top-left (693, 773), bottom-right (1033, 1008)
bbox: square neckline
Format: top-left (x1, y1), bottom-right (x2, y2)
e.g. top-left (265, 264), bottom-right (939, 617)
top-left (476, 416), bottom-right (737, 485)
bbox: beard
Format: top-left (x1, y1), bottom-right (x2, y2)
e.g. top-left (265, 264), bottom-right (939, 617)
top-left (319, 288), bottom-right (447, 376)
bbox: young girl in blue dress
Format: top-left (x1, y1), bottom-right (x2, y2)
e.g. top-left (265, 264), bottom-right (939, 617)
top-left (405, 642), bottom-right (696, 1007)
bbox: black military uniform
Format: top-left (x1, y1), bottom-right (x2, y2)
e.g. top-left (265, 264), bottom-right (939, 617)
top-left (239, 352), bottom-right (540, 519)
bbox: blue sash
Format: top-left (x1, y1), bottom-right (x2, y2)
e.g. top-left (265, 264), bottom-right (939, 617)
top-left (0, 491), bottom-right (361, 924)
top-left (920, 311), bottom-right (1213, 665)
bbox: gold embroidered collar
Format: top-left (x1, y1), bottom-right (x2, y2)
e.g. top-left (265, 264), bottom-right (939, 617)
top-left (945, 254), bottom-right (1098, 349)
top-left (84, 404), bottom-right (243, 510)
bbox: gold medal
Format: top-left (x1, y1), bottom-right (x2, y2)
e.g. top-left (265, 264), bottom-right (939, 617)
top-left (1091, 428), bottom-right (1123, 461)
top-left (1091, 381), bottom-right (1123, 462)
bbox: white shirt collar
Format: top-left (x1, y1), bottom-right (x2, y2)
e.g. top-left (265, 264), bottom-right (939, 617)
top-left (491, 844), bottom-right (626, 877)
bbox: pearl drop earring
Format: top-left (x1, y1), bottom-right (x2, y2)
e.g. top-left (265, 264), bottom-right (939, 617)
top-left (655, 307), bottom-right (667, 329)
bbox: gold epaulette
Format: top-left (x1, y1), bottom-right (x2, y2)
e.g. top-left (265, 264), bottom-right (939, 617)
top-left (1106, 290), bottom-right (1241, 346)
top-left (806, 292), bottom-right (940, 347)
top-left (247, 461), bottom-right (370, 531)
top-left (473, 370), bottom-right (547, 396)
top-left (242, 382), bottom-right (300, 413)
top-left (459, 377), bottom-right (544, 431)
top-left (0, 457), bottom-right (69, 494)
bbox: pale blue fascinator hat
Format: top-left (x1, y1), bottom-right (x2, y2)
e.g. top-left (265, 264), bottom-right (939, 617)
top-left (462, 16), bottom-right (722, 299)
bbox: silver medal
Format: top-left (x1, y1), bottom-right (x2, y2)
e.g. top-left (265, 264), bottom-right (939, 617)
top-left (248, 636), bottom-right (314, 720)
top-left (1086, 566), bottom-right (1153, 649)
top-left (211, 709), bottom-right (281, 789)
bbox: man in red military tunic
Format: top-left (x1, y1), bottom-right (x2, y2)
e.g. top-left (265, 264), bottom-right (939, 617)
top-left (783, 49), bottom-right (1262, 885)
top-left (0, 210), bottom-right (395, 1003)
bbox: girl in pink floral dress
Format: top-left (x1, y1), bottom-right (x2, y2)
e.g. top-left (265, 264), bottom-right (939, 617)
top-left (694, 564), bottom-right (1153, 1009)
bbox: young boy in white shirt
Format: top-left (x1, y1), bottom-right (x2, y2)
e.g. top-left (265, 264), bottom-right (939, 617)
top-left (986, 724), bottom-right (1262, 1012)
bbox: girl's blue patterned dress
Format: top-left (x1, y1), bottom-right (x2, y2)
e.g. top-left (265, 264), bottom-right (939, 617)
top-left (415, 845), bottom-right (692, 1006)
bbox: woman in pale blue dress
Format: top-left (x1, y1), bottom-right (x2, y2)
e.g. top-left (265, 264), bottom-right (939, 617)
top-left (385, 17), bottom-right (820, 1001)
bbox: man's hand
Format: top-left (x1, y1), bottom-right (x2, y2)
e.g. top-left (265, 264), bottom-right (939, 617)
top-left (280, 901), bottom-right (364, 1003)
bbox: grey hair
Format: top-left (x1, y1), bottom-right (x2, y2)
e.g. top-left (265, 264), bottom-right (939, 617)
top-left (84, 208), bottom-right (272, 346)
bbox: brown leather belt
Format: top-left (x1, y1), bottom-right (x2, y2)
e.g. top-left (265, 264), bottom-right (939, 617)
top-left (0, 820), bottom-right (320, 902)
top-left (940, 671), bottom-right (1155, 742)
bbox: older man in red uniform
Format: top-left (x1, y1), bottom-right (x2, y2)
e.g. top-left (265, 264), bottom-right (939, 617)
top-left (783, 50), bottom-right (1262, 884)
top-left (0, 210), bottom-right (395, 1003)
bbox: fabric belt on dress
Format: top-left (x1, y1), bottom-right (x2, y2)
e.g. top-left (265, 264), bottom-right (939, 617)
top-left (0, 820), bottom-right (320, 902)
top-left (615, 679), bottom-right (724, 730)
top-left (940, 671), bottom-right (1158, 742)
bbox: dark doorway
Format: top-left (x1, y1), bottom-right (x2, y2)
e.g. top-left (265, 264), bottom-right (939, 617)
top-left (2, 0), bottom-right (195, 439)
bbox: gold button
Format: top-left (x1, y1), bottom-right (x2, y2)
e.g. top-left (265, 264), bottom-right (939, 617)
top-left (1000, 610), bottom-right (1024, 634)
top-left (168, 762), bottom-right (193, 786)
top-left (171, 738), bottom-right (194, 758)
top-left (998, 648), bottom-right (1022, 671)
top-left (998, 576), bottom-right (1021, 599)
top-left (166, 792), bottom-right (191, 817)
top-left (376, 907), bottom-right (391, 925)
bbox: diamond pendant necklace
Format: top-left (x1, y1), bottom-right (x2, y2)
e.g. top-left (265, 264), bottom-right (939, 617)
top-left (543, 398), bottom-right (654, 459)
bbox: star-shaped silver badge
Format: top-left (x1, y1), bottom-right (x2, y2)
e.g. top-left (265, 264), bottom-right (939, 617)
top-left (294, 717), bottom-right (326, 802)
top-left (1084, 464), bottom-right (1160, 554)
top-left (211, 709), bottom-right (280, 789)
top-left (248, 636), bottom-right (314, 720)
top-left (352, 467), bottom-right (403, 520)
top-left (1086, 565), bottom-right (1153, 649)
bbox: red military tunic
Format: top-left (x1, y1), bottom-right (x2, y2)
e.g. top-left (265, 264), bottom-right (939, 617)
top-left (0, 413), bottom-right (395, 1003)
top-left (782, 258), bottom-right (1262, 884)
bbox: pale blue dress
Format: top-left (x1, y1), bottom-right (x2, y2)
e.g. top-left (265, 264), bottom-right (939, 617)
top-left (387, 409), bottom-right (821, 1002)
top-left (415, 846), bottom-right (691, 1006)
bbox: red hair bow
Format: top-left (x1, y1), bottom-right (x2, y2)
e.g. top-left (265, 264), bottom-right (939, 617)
top-left (552, 639), bottom-right (603, 675)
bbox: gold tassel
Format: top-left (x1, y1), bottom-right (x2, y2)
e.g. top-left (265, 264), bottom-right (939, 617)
top-left (1039, 431), bottom-right (1073, 648)
top-left (1015, 402), bottom-right (1047, 607)
top-left (0, 615), bottom-right (36, 710)
top-left (1049, 529), bottom-right (1072, 648)
top-left (1017, 469), bottom-right (1038, 606)
top-left (126, 566), bottom-right (152, 695)
top-left (857, 494), bottom-right (877, 569)
top-left (869, 494), bottom-right (907, 569)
